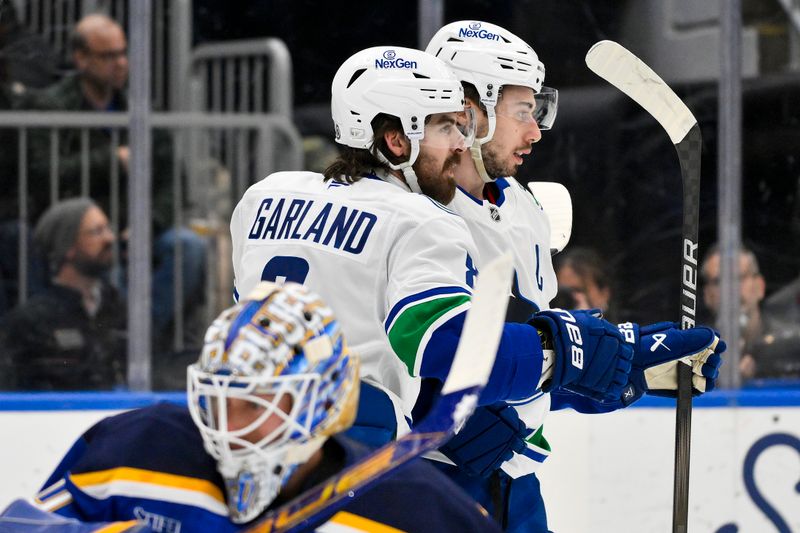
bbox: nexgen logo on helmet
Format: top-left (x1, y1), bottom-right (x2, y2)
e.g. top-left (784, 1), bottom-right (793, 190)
top-left (331, 46), bottom-right (466, 194)
top-left (375, 49), bottom-right (418, 69)
top-left (458, 22), bottom-right (501, 41)
top-left (426, 21), bottom-right (559, 183)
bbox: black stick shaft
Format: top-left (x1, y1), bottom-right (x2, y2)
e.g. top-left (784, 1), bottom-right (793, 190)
top-left (672, 123), bottom-right (702, 533)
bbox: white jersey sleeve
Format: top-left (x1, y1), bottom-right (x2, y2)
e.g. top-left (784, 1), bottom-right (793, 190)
top-left (231, 172), bottom-right (478, 422)
top-left (448, 177), bottom-right (557, 477)
top-left (449, 178), bottom-right (557, 315)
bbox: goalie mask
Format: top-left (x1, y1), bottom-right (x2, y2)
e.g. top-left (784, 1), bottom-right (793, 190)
top-left (426, 21), bottom-right (559, 182)
top-left (187, 282), bottom-right (359, 523)
top-left (331, 46), bottom-right (475, 194)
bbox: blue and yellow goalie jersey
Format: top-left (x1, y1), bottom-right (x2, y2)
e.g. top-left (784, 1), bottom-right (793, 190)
top-left (27, 403), bottom-right (499, 532)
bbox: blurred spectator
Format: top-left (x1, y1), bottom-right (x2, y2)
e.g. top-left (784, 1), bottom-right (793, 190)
top-left (701, 244), bottom-right (763, 379)
top-left (0, 198), bottom-right (126, 390)
top-left (21, 13), bottom-right (207, 359)
top-left (700, 244), bottom-right (799, 379)
top-left (0, 2), bottom-right (53, 316)
top-left (554, 247), bottom-right (616, 321)
top-left (23, 13), bottom-right (141, 221)
top-left (760, 274), bottom-right (800, 379)
top-left (0, 1), bottom-right (61, 98)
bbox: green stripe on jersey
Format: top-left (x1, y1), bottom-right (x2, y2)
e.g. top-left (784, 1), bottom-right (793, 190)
top-left (526, 425), bottom-right (552, 452)
top-left (387, 295), bottom-right (471, 376)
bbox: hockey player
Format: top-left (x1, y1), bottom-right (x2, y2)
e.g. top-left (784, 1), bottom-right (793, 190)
top-left (426, 21), bottom-right (726, 531)
top-left (3, 282), bottom-right (501, 532)
top-left (230, 43), bottom-right (724, 472)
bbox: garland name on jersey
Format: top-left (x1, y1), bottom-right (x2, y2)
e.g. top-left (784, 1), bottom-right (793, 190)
top-left (247, 197), bottom-right (378, 256)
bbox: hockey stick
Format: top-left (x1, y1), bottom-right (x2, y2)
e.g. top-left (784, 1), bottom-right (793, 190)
top-left (528, 181), bottom-right (573, 255)
top-left (245, 253), bottom-right (514, 533)
top-left (585, 40), bottom-right (701, 533)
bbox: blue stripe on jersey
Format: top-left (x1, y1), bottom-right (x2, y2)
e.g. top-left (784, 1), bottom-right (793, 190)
top-left (384, 286), bottom-right (471, 332)
top-left (512, 270), bottom-right (541, 314)
top-left (493, 177), bottom-right (510, 207)
top-left (456, 180), bottom-right (510, 208)
top-left (418, 311), bottom-right (467, 382)
top-left (455, 185), bottom-right (483, 206)
top-left (522, 446), bottom-right (548, 463)
top-left (479, 322), bottom-right (545, 405)
top-left (424, 196), bottom-right (459, 216)
top-left (506, 391), bottom-right (546, 406)
top-left (233, 286), bottom-right (239, 303)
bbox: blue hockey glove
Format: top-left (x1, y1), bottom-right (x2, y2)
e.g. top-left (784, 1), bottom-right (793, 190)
top-left (530, 309), bottom-right (633, 401)
top-left (439, 404), bottom-right (527, 478)
top-left (617, 321), bottom-right (726, 403)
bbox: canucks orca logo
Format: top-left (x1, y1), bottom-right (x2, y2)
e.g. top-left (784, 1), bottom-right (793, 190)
top-left (469, 22), bottom-right (481, 30)
top-left (489, 205), bottom-right (501, 222)
top-left (375, 49), bottom-right (417, 69)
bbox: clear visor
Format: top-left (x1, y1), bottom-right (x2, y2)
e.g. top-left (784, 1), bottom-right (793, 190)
top-left (494, 86), bottom-right (559, 131)
top-left (534, 86), bottom-right (558, 130)
top-left (419, 107), bottom-right (476, 150)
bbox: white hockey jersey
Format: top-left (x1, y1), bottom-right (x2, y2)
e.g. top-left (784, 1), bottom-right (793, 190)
top-left (449, 178), bottom-right (557, 311)
top-left (448, 177), bottom-right (557, 477)
top-left (230, 171), bottom-right (479, 430)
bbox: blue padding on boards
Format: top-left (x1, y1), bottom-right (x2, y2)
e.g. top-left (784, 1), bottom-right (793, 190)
top-left (0, 391), bottom-right (187, 411)
top-left (631, 387), bottom-right (800, 408)
top-left (0, 387), bottom-right (799, 411)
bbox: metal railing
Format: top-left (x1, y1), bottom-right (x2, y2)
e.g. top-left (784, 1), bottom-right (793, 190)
top-left (186, 38), bottom-right (296, 205)
top-left (189, 38), bottom-right (293, 117)
top-left (14, 0), bottom-right (192, 111)
top-left (0, 110), bottom-right (302, 390)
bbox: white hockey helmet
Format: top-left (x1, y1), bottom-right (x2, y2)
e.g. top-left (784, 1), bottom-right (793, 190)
top-left (187, 282), bottom-right (359, 523)
top-left (426, 21), bottom-right (558, 181)
top-left (331, 46), bottom-right (472, 193)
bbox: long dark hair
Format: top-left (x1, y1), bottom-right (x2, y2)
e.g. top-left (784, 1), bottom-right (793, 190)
top-left (323, 113), bottom-right (406, 183)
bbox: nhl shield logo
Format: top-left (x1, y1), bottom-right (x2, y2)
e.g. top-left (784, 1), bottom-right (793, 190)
top-left (488, 205), bottom-right (501, 222)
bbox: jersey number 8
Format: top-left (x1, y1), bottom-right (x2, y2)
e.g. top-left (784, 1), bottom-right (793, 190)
top-left (261, 256), bottom-right (310, 285)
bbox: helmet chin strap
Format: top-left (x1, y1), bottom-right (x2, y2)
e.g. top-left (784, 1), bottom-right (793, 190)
top-left (471, 105), bottom-right (498, 184)
top-left (375, 139), bottom-right (424, 194)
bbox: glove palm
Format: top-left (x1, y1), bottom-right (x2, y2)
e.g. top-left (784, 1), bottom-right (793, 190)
top-left (618, 321), bottom-right (725, 404)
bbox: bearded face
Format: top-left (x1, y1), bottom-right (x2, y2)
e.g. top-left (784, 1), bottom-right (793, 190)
top-left (413, 149), bottom-right (460, 204)
top-left (68, 206), bottom-right (115, 278)
top-left (480, 85), bottom-right (542, 179)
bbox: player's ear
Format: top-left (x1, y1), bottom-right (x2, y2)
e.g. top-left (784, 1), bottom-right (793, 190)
top-left (383, 129), bottom-right (409, 158)
top-left (73, 49), bottom-right (89, 71)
